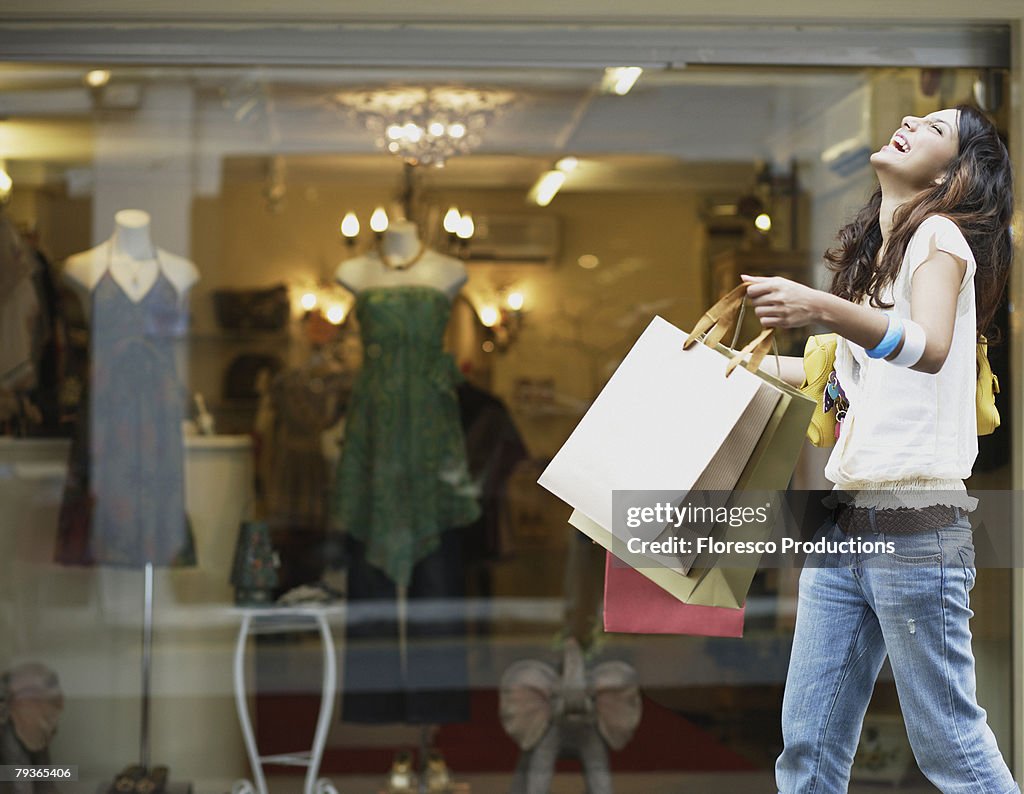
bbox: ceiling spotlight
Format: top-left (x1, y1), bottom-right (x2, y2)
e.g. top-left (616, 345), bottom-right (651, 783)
top-left (754, 213), bottom-right (772, 232)
top-left (85, 69), bottom-right (111, 88)
top-left (601, 67), bottom-right (643, 96)
top-left (528, 170), bottom-right (567, 207)
top-left (556, 156), bottom-right (579, 172)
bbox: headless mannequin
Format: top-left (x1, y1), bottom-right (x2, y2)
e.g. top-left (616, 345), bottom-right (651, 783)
top-left (64, 209), bottom-right (199, 310)
top-left (333, 220), bottom-right (471, 749)
top-left (334, 220), bottom-right (467, 299)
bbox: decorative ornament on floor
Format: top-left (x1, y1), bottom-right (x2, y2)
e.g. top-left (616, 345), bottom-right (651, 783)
top-left (499, 638), bottom-right (642, 794)
top-left (334, 86), bottom-right (515, 167)
top-left (0, 662), bottom-right (64, 786)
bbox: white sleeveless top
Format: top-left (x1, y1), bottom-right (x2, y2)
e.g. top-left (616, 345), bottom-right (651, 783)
top-left (824, 215), bottom-right (979, 510)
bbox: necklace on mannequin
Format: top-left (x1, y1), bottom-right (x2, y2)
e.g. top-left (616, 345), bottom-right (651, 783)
top-left (109, 239), bottom-right (160, 291)
top-left (375, 239), bottom-right (428, 271)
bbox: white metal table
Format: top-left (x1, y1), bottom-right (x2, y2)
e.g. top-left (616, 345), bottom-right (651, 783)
top-left (231, 606), bottom-right (343, 794)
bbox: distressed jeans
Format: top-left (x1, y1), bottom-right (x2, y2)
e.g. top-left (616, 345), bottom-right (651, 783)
top-left (776, 513), bottom-right (1019, 794)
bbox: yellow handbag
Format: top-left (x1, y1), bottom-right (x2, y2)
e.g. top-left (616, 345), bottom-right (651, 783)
top-left (799, 334), bottom-right (840, 447)
top-left (976, 335), bottom-right (1000, 436)
top-left (800, 333), bottom-right (1001, 447)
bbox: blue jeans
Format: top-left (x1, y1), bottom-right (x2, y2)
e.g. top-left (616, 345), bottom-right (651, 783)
top-left (776, 513), bottom-right (1019, 794)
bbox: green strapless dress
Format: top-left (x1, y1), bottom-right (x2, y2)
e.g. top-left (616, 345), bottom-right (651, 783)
top-left (331, 286), bottom-right (481, 585)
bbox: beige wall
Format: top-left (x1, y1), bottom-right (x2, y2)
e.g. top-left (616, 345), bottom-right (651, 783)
top-left (197, 167), bottom-right (718, 456)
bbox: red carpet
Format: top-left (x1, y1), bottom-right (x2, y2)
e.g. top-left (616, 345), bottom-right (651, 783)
top-left (258, 690), bottom-right (756, 775)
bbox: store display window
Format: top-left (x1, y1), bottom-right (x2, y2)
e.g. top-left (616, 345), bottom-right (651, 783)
top-left (0, 57), bottom-right (1013, 793)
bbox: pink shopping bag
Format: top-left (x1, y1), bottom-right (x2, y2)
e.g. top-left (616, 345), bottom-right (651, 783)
top-left (603, 552), bottom-right (745, 637)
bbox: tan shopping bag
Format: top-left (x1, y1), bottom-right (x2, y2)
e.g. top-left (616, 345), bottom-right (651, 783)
top-left (572, 369), bottom-right (814, 607)
top-left (538, 289), bottom-right (783, 542)
top-left (542, 283), bottom-right (815, 608)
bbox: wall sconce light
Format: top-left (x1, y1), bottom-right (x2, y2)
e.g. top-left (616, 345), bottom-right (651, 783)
top-left (0, 165), bottom-right (12, 205)
top-left (370, 206), bottom-right (389, 240)
top-left (325, 304), bottom-right (347, 325)
top-left (443, 206), bottom-right (462, 235)
top-left (476, 289), bottom-right (527, 353)
top-left (479, 305), bottom-right (500, 327)
top-left (455, 211), bottom-right (475, 257)
top-left (294, 281), bottom-right (353, 349)
top-left (340, 212), bottom-right (360, 249)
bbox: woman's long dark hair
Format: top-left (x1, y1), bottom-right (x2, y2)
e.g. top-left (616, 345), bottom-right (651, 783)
top-left (826, 104), bottom-right (1014, 340)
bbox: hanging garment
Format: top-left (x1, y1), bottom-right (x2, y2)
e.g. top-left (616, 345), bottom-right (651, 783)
top-left (0, 213), bottom-right (39, 394)
top-left (266, 366), bottom-right (351, 531)
top-left (330, 286), bottom-right (480, 586)
top-left (55, 268), bottom-right (195, 567)
top-left (25, 246), bottom-right (70, 436)
top-left (456, 380), bottom-right (529, 566)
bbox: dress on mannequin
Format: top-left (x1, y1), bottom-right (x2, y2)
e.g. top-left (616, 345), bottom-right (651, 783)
top-left (331, 223), bottom-right (480, 586)
top-left (332, 222), bottom-right (479, 725)
top-left (55, 211), bottom-right (198, 567)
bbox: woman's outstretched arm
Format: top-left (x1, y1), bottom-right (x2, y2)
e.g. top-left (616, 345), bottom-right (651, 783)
top-left (740, 246), bottom-right (966, 375)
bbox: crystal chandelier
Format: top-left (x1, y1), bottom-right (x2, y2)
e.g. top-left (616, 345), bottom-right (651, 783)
top-left (335, 87), bottom-right (514, 167)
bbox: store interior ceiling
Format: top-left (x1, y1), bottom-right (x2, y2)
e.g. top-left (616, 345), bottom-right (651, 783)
top-left (0, 63), bottom-right (878, 196)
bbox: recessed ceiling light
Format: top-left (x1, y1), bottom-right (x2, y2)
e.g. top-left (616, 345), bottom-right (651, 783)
top-left (85, 69), bottom-right (111, 88)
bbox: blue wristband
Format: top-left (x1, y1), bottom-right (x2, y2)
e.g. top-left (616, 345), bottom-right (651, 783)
top-left (866, 315), bottom-right (904, 359)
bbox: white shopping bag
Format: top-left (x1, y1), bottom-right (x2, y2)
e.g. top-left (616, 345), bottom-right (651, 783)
top-left (538, 313), bottom-right (781, 540)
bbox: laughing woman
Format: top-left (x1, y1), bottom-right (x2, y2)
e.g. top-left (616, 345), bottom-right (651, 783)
top-left (742, 105), bottom-right (1017, 794)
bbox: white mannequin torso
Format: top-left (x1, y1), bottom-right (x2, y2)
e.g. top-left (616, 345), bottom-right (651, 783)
top-left (334, 220), bottom-right (467, 300)
top-left (64, 209), bottom-right (200, 314)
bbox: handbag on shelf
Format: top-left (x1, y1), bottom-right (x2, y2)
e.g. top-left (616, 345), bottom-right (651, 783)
top-left (800, 332), bottom-right (1001, 446)
top-left (211, 284), bottom-right (290, 331)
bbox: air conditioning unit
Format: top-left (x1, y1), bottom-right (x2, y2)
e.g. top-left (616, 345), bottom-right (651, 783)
top-left (463, 213), bottom-right (560, 265)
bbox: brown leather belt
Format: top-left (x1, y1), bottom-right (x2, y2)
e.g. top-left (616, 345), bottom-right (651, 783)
top-left (833, 503), bottom-right (964, 535)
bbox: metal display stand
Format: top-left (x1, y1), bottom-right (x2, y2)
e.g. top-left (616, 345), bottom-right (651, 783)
top-left (231, 606), bottom-right (342, 794)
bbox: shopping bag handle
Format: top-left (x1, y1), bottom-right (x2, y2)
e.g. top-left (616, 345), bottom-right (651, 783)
top-left (683, 283), bottom-right (780, 378)
top-left (682, 283), bottom-right (747, 350)
top-left (725, 327), bottom-right (775, 376)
